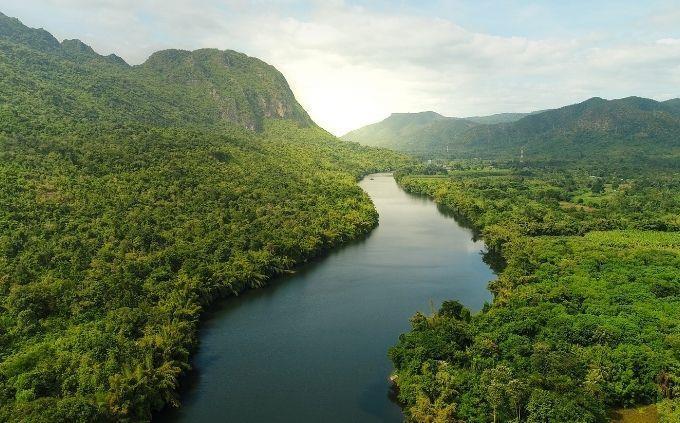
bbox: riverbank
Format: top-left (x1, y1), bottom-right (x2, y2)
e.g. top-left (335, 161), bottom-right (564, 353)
top-left (389, 168), bottom-right (680, 422)
top-left (159, 173), bottom-right (495, 422)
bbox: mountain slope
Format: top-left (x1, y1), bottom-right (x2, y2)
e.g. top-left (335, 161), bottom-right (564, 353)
top-left (0, 11), bottom-right (312, 132)
top-left (663, 98), bottom-right (680, 115)
top-left (342, 111), bottom-right (477, 152)
top-left (0, 13), bottom-right (406, 422)
top-left (464, 112), bottom-right (532, 124)
top-left (457, 96), bottom-right (680, 160)
top-left (138, 48), bottom-right (313, 130)
top-left (344, 96), bottom-right (680, 163)
top-left (341, 110), bottom-right (533, 154)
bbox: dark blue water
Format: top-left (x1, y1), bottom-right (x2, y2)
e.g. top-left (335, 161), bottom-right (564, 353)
top-left (160, 173), bottom-right (495, 422)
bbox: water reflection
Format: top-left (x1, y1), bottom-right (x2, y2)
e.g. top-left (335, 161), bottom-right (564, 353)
top-left (159, 173), bottom-right (496, 423)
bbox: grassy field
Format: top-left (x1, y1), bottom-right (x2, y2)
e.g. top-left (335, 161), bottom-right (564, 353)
top-left (610, 405), bottom-right (659, 423)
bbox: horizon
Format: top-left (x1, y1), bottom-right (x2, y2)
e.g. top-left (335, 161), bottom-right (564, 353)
top-left (346, 94), bottom-right (680, 133)
top-left (3, 1), bottom-right (680, 135)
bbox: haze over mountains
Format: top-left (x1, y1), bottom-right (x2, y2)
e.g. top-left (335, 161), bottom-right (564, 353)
top-left (343, 96), bottom-right (680, 163)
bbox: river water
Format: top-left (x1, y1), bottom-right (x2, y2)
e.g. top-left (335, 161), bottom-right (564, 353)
top-left (160, 173), bottom-right (495, 422)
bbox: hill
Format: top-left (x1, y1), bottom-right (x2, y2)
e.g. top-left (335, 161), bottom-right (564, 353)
top-left (464, 111), bottom-right (533, 124)
top-left (341, 110), bottom-right (531, 153)
top-left (0, 12), bottom-right (406, 422)
top-left (458, 96), bottom-right (680, 161)
top-left (0, 11), bottom-right (312, 132)
top-left (343, 97), bottom-right (680, 164)
top-left (341, 111), bottom-right (477, 152)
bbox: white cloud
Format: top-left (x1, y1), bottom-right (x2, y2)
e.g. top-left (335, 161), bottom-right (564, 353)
top-left (657, 38), bottom-right (680, 45)
top-left (3, 1), bottom-right (680, 135)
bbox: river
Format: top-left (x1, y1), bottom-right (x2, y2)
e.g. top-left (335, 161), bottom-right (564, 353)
top-left (159, 173), bottom-right (495, 422)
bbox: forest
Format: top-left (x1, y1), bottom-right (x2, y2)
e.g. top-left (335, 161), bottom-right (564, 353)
top-left (389, 163), bottom-right (680, 422)
top-left (343, 97), bottom-right (680, 165)
top-left (3, 8), bottom-right (680, 423)
top-left (0, 13), bottom-right (408, 421)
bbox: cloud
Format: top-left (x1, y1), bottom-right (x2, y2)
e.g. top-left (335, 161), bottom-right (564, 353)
top-left (3, 1), bottom-right (680, 134)
top-left (657, 38), bottom-right (680, 45)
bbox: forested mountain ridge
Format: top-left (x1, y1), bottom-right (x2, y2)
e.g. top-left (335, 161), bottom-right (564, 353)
top-left (341, 111), bottom-right (478, 150)
top-left (343, 96), bottom-right (680, 163)
top-left (661, 97), bottom-right (680, 114)
top-left (0, 13), bottom-right (407, 422)
top-left (340, 110), bottom-right (531, 151)
top-left (138, 48), bottom-right (313, 130)
top-left (460, 96), bottom-right (680, 160)
top-left (0, 11), bottom-right (312, 133)
top-left (464, 111), bottom-right (534, 125)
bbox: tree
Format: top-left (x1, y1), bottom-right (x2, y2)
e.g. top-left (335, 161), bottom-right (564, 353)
top-left (481, 365), bottom-right (512, 423)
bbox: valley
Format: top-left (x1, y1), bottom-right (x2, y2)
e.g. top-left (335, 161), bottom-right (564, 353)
top-left (1, 7), bottom-right (679, 423)
top-left (158, 173), bottom-right (495, 423)
top-left (0, 13), bottom-right (407, 421)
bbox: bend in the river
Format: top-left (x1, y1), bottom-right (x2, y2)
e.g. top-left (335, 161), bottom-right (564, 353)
top-left (159, 173), bottom-right (496, 422)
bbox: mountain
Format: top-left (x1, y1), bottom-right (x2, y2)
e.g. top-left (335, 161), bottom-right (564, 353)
top-left (0, 13), bottom-right (407, 422)
top-left (343, 96), bottom-right (680, 162)
top-left (342, 111), bottom-right (477, 152)
top-left (663, 98), bottom-right (680, 114)
top-left (0, 11), bottom-right (61, 52)
top-left (457, 96), bottom-right (680, 161)
top-left (464, 112), bottom-right (533, 124)
top-left (341, 110), bottom-right (533, 153)
top-left (0, 11), bottom-right (312, 132)
top-left (138, 48), bottom-right (313, 130)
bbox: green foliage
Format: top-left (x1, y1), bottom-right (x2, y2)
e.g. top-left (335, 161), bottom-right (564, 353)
top-left (658, 399), bottom-right (680, 422)
top-left (390, 166), bottom-right (680, 422)
top-left (344, 97), bottom-right (680, 165)
top-left (0, 12), bottom-right (409, 421)
top-left (342, 111), bottom-right (477, 153)
top-left (397, 167), bottom-right (680, 251)
top-left (0, 11), bottom-right (313, 136)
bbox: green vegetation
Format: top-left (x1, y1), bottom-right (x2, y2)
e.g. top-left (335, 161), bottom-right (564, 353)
top-left (4, 9), bottom-right (679, 423)
top-left (342, 112), bottom-right (477, 151)
top-left (343, 97), bottom-right (680, 165)
top-left (390, 165), bottom-right (680, 422)
top-left (0, 11), bottom-right (313, 133)
top-left (397, 164), bottom-right (679, 251)
top-left (0, 13), bottom-right (407, 421)
top-left (465, 112), bottom-right (536, 125)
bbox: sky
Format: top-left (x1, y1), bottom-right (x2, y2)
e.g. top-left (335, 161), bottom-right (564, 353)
top-left (3, 0), bottom-right (680, 135)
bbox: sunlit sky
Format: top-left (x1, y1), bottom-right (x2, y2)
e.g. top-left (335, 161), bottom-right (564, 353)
top-left (4, 1), bottom-right (680, 135)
